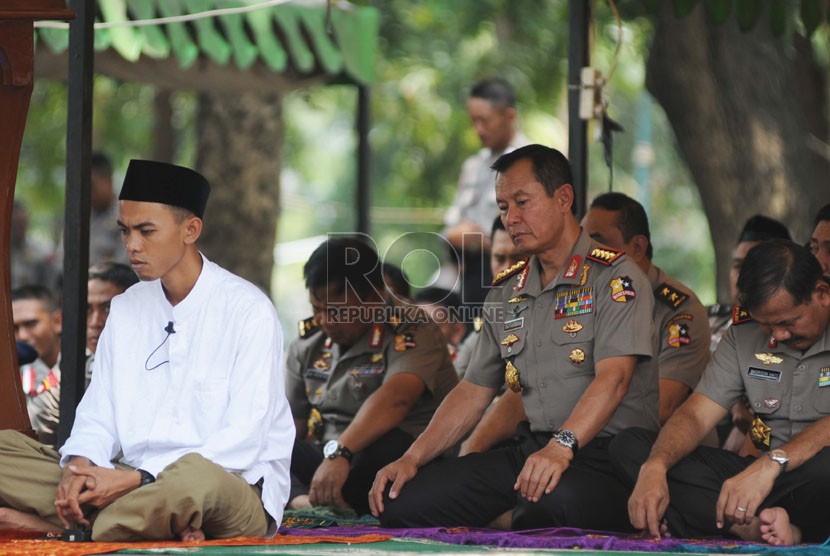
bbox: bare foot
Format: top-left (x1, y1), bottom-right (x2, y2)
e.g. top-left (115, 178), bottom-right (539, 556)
top-left (759, 507), bottom-right (801, 546)
top-left (288, 495), bottom-right (312, 510)
top-left (0, 508), bottom-right (62, 534)
top-left (179, 526), bottom-right (205, 542)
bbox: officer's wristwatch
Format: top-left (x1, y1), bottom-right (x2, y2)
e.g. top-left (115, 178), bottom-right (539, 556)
top-left (323, 440), bottom-right (353, 462)
top-left (137, 468), bottom-right (155, 487)
top-left (552, 429), bottom-right (579, 455)
top-left (767, 449), bottom-right (789, 474)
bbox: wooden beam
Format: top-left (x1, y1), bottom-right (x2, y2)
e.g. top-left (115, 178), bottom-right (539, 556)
top-left (0, 1), bottom-right (72, 436)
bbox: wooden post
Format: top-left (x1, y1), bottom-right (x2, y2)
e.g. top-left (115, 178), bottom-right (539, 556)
top-left (0, 1), bottom-right (73, 434)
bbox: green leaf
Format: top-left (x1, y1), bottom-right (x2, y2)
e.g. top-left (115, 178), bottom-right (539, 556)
top-left (735, 0), bottom-right (763, 31)
top-left (672, 0), bottom-right (700, 18)
top-left (801, 0), bottom-right (822, 37)
top-left (769, 0), bottom-right (787, 36)
top-left (704, 0), bottom-right (732, 24)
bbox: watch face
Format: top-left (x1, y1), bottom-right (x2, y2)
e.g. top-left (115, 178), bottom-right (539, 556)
top-left (557, 430), bottom-right (576, 447)
top-left (770, 449), bottom-right (788, 463)
top-left (323, 440), bottom-right (338, 458)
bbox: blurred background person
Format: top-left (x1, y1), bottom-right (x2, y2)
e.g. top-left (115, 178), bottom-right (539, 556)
top-left (809, 204), bottom-right (830, 276)
top-left (441, 77), bottom-right (528, 313)
top-left (413, 287), bottom-right (467, 361)
top-left (85, 262), bottom-right (139, 386)
top-left (12, 284), bottom-right (62, 447)
top-left (89, 152), bottom-right (129, 265)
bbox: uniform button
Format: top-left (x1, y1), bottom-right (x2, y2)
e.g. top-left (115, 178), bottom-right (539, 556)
top-left (507, 347), bottom-right (512, 354)
top-left (540, 381), bottom-right (547, 388)
top-left (538, 302), bottom-right (544, 308)
top-left (794, 405), bottom-right (802, 411)
top-left (797, 364), bottom-right (806, 371)
top-left (754, 402), bottom-right (761, 408)
top-left (536, 339), bottom-right (542, 347)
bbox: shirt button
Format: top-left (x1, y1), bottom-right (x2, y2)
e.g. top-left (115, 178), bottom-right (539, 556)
top-left (754, 402), bottom-right (761, 408)
top-left (797, 364), bottom-right (806, 371)
top-left (794, 405), bottom-right (802, 411)
top-left (507, 347), bottom-right (512, 354)
top-left (536, 339), bottom-right (542, 347)
top-left (540, 381), bottom-right (547, 388)
top-left (538, 302), bottom-right (544, 308)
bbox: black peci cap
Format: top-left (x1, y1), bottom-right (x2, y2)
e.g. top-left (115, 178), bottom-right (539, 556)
top-left (118, 160), bottom-right (210, 218)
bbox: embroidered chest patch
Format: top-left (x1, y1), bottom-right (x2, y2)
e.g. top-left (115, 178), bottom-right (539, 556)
top-left (554, 287), bottom-right (593, 320)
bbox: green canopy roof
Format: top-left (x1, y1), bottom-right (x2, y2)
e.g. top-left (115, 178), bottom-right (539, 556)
top-left (35, 0), bottom-right (379, 87)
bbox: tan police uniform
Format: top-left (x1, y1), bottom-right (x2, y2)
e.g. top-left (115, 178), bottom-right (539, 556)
top-left (465, 229), bottom-right (658, 435)
top-left (380, 229), bottom-right (659, 531)
top-left (285, 303), bottom-right (458, 513)
top-left (609, 308), bottom-right (830, 541)
top-left (649, 265), bottom-right (710, 391)
top-left (697, 307), bottom-right (830, 450)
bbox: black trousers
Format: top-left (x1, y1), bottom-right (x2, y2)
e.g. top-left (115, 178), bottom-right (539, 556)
top-left (291, 428), bottom-right (414, 515)
top-left (609, 427), bottom-right (830, 542)
top-left (380, 431), bottom-right (633, 532)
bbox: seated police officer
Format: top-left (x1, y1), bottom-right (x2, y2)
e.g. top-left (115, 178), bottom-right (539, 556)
top-left (286, 236), bottom-right (458, 514)
top-left (369, 145), bottom-right (659, 531)
top-left (614, 239), bottom-right (830, 546)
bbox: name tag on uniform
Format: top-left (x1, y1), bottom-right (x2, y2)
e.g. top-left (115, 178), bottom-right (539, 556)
top-left (504, 317), bottom-right (524, 331)
top-left (304, 368), bottom-right (330, 381)
top-left (747, 367), bottom-right (782, 382)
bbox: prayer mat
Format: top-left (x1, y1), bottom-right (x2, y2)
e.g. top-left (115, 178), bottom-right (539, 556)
top-left (278, 525), bottom-right (830, 554)
top-left (0, 528), bottom-right (389, 556)
top-left (282, 506), bottom-right (380, 528)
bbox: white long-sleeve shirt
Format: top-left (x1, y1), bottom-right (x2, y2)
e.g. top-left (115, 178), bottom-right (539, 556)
top-left (61, 254), bottom-right (294, 527)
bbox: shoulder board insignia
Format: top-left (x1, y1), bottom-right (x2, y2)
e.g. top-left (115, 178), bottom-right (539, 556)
top-left (732, 305), bottom-right (752, 325)
top-left (586, 247), bottom-right (624, 266)
top-left (491, 259), bottom-right (528, 286)
top-left (298, 317), bottom-right (319, 339)
top-left (655, 283), bottom-right (688, 309)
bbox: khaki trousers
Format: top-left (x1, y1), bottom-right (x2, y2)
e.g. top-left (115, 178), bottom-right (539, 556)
top-left (0, 430), bottom-right (268, 541)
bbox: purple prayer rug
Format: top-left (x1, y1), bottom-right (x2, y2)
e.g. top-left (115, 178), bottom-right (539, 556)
top-left (278, 525), bottom-right (830, 554)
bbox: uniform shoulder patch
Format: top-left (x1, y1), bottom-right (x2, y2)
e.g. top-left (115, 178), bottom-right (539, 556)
top-left (491, 259), bottom-right (528, 286)
top-left (298, 317), bottom-right (320, 339)
top-left (654, 283), bottom-right (688, 309)
top-left (732, 305), bottom-right (752, 325)
top-left (586, 246), bottom-right (624, 266)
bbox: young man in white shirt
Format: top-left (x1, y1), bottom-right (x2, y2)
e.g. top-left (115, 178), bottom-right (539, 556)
top-left (0, 160), bottom-right (294, 542)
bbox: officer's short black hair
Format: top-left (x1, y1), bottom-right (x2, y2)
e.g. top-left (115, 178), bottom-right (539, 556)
top-left (590, 192), bottom-right (653, 260)
top-left (491, 144), bottom-right (575, 214)
top-left (91, 152), bottom-right (113, 177)
top-left (814, 204), bottom-right (830, 227)
top-left (413, 287), bottom-right (462, 311)
top-left (469, 78), bottom-right (515, 109)
top-left (382, 262), bottom-right (410, 299)
top-left (11, 284), bottom-right (58, 311)
top-left (737, 215), bottom-right (791, 244)
top-left (304, 236), bottom-right (384, 300)
top-left (88, 262), bottom-right (139, 292)
top-left (737, 239), bottom-right (822, 312)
